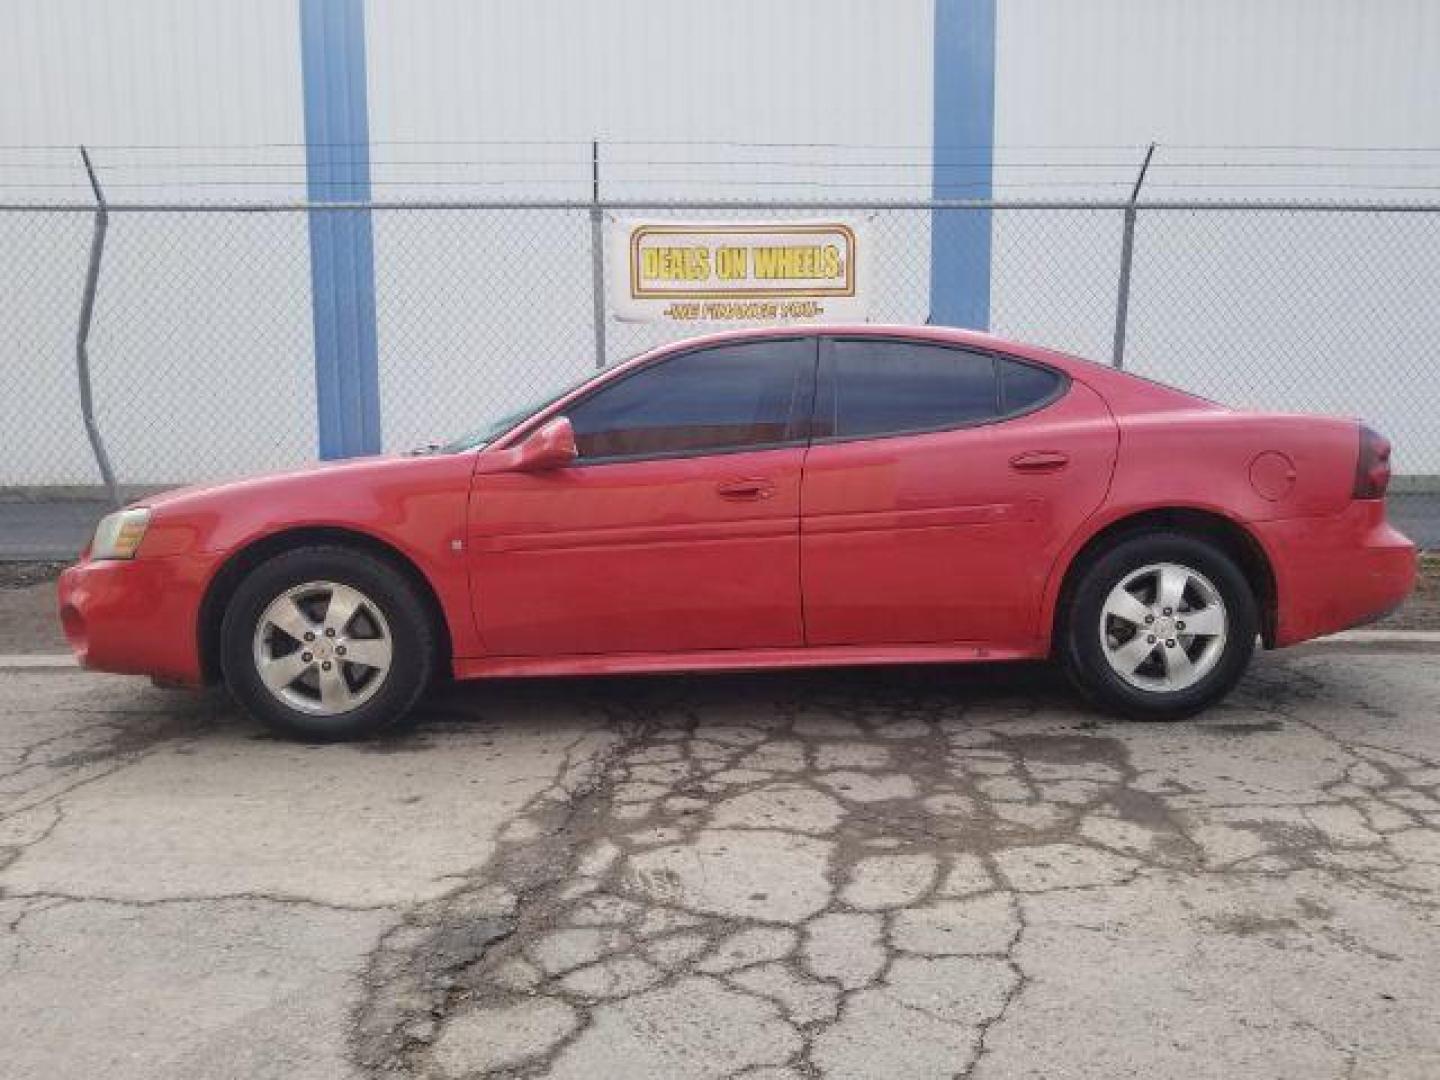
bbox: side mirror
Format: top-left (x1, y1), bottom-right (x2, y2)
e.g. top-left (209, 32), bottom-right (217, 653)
top-left (510, 416), bottom-right (578, 472)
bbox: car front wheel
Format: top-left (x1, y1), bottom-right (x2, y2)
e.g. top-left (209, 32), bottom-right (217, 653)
top-left (220, 545), bottom-right (436, 740)
top-left (1059, 532), bottom-right (1259, 720)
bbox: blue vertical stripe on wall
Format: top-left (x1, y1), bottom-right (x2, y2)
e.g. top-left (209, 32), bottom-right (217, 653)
top-left (930, 0), bottom-right (996, 330)
top-left (300, 0), bottom-right (380, 458)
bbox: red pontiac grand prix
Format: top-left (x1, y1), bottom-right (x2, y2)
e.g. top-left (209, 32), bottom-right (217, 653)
top-left (58, 326), bottom-right (1416, 740)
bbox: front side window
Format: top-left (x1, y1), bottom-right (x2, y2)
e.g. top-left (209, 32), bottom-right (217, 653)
top-left (828, 340), bottom-right (1000, 439)
top-left (567, 338), bottom-right (810, 461)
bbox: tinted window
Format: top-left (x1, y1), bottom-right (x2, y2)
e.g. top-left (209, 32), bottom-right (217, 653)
top-left (830, 340), bottom-right (998, 438)
top-left (1000, 358), bottom-right (1063, 413)
top-left (568, 339), bottom-right (809, 460)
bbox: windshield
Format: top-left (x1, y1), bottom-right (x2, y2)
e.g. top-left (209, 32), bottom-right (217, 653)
top-left (440, 369), bottom-right (602, 453)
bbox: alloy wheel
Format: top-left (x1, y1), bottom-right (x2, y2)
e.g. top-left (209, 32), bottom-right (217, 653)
top-left (251, 580), bottom-right (393, 715)
top-left (1098, 561), bottom-right (1228, 693)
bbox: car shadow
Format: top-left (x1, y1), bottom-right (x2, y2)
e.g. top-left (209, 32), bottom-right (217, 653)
top-left (211, 649), bottom-right (1329, 750)
top-left (405, 659), bottom-right (1084, 729)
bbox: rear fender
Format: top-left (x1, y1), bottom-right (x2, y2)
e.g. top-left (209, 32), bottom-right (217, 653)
top-left (1037, 500), bottom-right (1275, 654)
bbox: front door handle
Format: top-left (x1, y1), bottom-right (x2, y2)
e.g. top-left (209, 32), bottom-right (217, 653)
top-left (717, 477), bottom-right (776, 501)
top-left (1009, 450), bottom-right (1070, 473)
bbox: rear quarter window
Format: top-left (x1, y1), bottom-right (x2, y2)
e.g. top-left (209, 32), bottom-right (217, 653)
top-left (999, 358), bottom-right (1064, 415)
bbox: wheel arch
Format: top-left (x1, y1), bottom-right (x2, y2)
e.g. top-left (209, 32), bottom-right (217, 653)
top-left (197, 525), bottom-right (453, 685)
top-left (1046, 506), bottom-right (1278, 654)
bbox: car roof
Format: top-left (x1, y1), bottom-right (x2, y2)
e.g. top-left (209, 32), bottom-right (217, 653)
top-left (625, 324), bottom-right (1215, 414)
top-left (626, 323), bottom-right (1097, 379)
top-left (492, 325), bottom-right (1215, 452)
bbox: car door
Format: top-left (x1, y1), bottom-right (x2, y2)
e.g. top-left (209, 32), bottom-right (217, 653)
top-left (468, 336), bottom-right (816, 657)
top-left (800, 336), bottom-right (1118, 650)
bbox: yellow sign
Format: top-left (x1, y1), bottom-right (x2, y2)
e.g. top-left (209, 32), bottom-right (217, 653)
top-left (608, 218), bottom-right (868, 323)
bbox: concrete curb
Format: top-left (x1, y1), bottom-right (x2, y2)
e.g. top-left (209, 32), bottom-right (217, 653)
top-left (0, 654), bottom-right (81, 669)
top-left (1306, 630), bottom-right (1440, 645)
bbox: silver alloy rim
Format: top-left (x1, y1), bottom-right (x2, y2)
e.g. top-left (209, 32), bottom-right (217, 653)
top-left (251, 580), bottom-right (393, 715)
top-left (1098, 562), bottom-right (1228, 693)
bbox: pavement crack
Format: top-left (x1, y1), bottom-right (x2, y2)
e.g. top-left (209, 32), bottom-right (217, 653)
top-left (347, 698), bottom-right (660, 1075)
top-left (0, 888), bottom-right (396, 913)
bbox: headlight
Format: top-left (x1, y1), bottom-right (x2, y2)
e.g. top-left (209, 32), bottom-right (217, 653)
top-left (90, 508), bottom-right (151, 560)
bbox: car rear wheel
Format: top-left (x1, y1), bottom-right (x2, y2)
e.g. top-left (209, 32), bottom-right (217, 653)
top-left (220, 545), bottom-right (436, 740)
top-left (1059, 532), bottom-right (1259, 720)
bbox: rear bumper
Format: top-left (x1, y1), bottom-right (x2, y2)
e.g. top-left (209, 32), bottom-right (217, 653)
top-left (57, 553), bottom-right (215, 685)
top-left (1253, 500), bottom-right (1418, 647)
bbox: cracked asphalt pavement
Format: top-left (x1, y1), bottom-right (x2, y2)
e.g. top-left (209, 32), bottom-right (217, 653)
top-left (3, 645), bottom-right (1440, 1079)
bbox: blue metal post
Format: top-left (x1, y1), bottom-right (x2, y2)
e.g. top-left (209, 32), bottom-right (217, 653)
top-left (300, 0), bottom-right (380, 458)
top-left (930, 0), bottom-right (996, 330)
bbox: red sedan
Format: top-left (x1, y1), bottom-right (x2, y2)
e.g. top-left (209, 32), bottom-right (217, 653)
top-left (58, 326), bottom-right (1416, 740)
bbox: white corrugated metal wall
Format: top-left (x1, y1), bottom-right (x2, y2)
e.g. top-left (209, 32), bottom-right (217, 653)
top-left (991, 0), bottom-right (1440, 473)
top-left (0, 0), bottom-right (313, 486)
top-left (2, 0), bottom-right (1438, 484)
top-left (364, 0), bottom-right (934, 452)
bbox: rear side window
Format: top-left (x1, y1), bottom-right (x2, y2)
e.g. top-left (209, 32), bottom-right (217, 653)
top-left (829, 340), bottom-right (999, 438)
top-left (567, 338), bottom-right (810, 460)
top-left (1000, 358), bottom-right (1063, 413)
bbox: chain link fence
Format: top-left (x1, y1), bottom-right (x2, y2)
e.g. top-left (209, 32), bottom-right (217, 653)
top-left (2, 198), bottom-right (1438, 492)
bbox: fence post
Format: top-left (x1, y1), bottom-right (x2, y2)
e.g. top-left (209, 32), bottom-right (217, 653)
top-left (1110, 142), bottom-right (1156, 370)
top-left (76, 146), bottom-right (121, 507)
top-left (589, 139), bottom-right (608, 370)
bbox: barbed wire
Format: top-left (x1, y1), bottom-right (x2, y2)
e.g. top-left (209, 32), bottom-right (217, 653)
top-left (4, 138), bottom-right (1440, 153)
top-left (8, 179), bottom-right (1440, 194)
top-left (13, 158), bottom-right (1440, 172)
top-left (5, 141), bottom-right (1440, 202)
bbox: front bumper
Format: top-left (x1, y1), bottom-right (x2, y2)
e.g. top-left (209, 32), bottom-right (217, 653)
top-left (1253, 500), bottom-right (1418, 647)
top-left (57, 553), bottom-right (216, 685)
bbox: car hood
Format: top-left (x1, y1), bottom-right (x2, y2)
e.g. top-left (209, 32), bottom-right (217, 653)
top-left (139, 454), bottom-right (434, 510)
top-left (122, 450), bottom-right (482, 561)
top-left (131, 450), bottom-right (478, 539)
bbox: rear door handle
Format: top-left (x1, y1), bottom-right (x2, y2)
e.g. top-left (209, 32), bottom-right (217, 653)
top-left (1009, 450), bottom-right (1070, 473)
top-left (717, 477), bottom-right (776, 501)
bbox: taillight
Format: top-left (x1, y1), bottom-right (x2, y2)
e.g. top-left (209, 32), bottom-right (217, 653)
top-left (1353, 424), bottom-right (1392, 499)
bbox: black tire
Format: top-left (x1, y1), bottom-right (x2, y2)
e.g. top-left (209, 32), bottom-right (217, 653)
top-left (220, 545), bottom-right (436, 740)
top-left (1058, 531), bottom-right (1259, 721)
